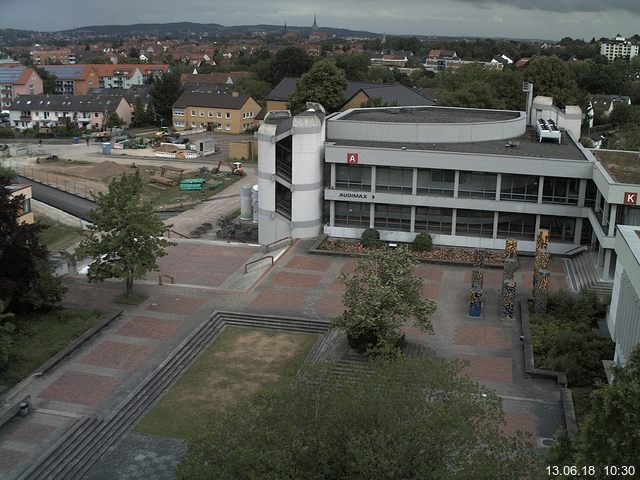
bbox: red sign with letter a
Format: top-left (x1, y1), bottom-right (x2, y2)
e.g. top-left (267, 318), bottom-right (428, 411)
top-left (347, 152), bottom-right (358, 165)
top-left (624, 192), bottom-right (638, 205)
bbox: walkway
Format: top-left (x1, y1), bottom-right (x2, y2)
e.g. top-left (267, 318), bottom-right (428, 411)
top-left (0, 240), bottom-right (570, 479)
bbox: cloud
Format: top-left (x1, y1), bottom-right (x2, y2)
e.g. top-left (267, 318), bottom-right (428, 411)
top-left (449, 0), bottom-right (640, 15)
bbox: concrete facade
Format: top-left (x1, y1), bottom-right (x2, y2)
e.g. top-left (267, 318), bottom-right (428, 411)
top-left (608, 225), bottom-right (640, 366)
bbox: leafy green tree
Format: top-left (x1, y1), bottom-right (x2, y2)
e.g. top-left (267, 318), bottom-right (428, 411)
top-left (524, 56), bottom-right (580, 107)
top-left (33, 66), bottom-right (58, 94)
top-left (76, 172), bottom-right (173, 296)
top-left (177, 355), bottom-right (536, 480)
top-left (103, 111), bottom-right (124, 129)
top-left (332, 246), bottom-right (436, 353)
top-left (267, 47), bottom-right (313, 85)
top-left (0, 175), bottom-right (63, 311)
top-left (130, 97), bottom-right (147, 128)
top-left (288, 59), bottom-right (347, 114)
top-left (0, 300), bottom-right (15, 372)
top-left (149, 71), bottom-right (184, 127)
top-left (334, 53), bottom-right (371, 81)
top-left (234, 77), bottom-right (271, 105)
top-left (572, 346), bottom-right (640, 476)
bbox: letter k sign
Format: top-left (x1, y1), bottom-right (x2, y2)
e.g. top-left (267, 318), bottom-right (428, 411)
top-left (624, 192), bottom-right (637, 205)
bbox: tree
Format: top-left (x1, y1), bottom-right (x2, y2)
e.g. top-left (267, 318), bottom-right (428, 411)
top-left (177, 355), bottom-right (536, 480)
top-left (149, 71), bottom-right (184, 127)
top-left (570, 346), bottom-right (640, 476)
top-left (288, 59), bottom-right (348, 114)
top-left (0, 300), bottom-right (15, 372)
top-left (267, 47), bottom-right (313, 85)
top-left (0, 172), bottom-right (64, 311)
top-left (524, 56), bottom-right (580, 107)
top-left (76, 172), bottom-right (173, 296)
top-left (332, 246), bottom-right (436, 353)
top-left (334, 53), bottom-right (371, 81)
top-left (33, 66), bottom-right (58, 95)
top-left (234, 77), bottom-right (271, 105)
top-left (130, 97), bottom-right (147, 128)
top-left (103, 111), bottom-right (124, 129)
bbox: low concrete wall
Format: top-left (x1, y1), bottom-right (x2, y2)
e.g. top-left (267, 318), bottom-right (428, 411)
top-left (32, 199), bottom-right (91, 229)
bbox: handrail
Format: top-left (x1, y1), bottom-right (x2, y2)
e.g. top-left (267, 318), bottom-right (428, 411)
top-left (244, 255), bottom-right (274, 273)
top-left (563, 245), bottom-right (588, 258)
top-left (158, 274), bottom-right (175, 285)
top-left (165, 228), bottom-right (190, 239)
top-left (264, 236), bottom-right (293, 253)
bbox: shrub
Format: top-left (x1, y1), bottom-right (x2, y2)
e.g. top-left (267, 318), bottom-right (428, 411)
top-left (360, 228), bottom-right (381, 248)
top-left (411, 232), bottom-right (433, 252)
top-left (546, 290), bottom-right (605, 326)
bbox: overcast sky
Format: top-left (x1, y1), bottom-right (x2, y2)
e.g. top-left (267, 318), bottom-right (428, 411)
top-left (1, 0), bottom-right (639, 40)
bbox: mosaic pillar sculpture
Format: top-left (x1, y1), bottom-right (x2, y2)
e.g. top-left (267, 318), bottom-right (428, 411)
top-left (535, 229), bottom-right (549, 251)
top-left (533, 250), bottom-right (551, 289)
top-left (533, 269), bottom-right (551, 315)
top-left (473, 249), bottom-right (486, 269)
top-left (472, 267), bottom-right (484, 290)
top-left (502, 280), bottom-right (516, 319)
top-left (502, 257), bottom-right (518, 298)
top-left (468, 287), bottom-right (482, 317)
top-left (505, 238), bottom-right (518, 266)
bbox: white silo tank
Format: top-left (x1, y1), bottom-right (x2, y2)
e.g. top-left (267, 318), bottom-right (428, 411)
top-left (251, 184), bottom-right (259, 223)
top-left (240, 185), bottom-right (252, 220)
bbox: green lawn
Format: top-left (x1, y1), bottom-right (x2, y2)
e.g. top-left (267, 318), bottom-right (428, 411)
top-left (36, 216), bottom-right (84, 252)
top-left (0, 308), bottom-right (103, 388)
top-left (134, 326), bottom-right (317, 441)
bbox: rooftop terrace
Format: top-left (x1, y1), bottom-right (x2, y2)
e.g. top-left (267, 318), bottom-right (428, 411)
top-left (592, 150), bottom-right (640, 184)
top-left (339, 106), bottom-right (521, 124)
top-left (330, 127), bottom-right (588, 161)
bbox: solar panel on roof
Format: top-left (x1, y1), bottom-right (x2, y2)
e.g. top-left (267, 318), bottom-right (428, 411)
top-left (0, 66), bottom-right (26, 83)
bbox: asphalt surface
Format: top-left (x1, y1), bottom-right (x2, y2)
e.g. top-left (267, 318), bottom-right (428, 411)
top-left (18, 175), bottom-right (97, 222)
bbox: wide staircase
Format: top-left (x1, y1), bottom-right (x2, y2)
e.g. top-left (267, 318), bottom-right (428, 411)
top-left (565, 251), bottom-right (613, 298)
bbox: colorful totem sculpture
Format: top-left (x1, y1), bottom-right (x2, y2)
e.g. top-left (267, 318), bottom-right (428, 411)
top-left (502, 280), bottom-right (516, 319)
top-left (468, 287), bottom-right (482, 317)
top-left (534, 269), bottom-right (551, 315)
top-left (505, 238), bottom-right (518, 261)
top-left (472, 267), bottom-right (484, 290)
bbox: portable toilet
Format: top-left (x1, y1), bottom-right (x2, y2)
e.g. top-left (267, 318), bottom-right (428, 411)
top-left (102, 142), bottom-right (111, 155)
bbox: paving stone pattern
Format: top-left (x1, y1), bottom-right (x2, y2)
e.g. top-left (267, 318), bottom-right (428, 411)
top-left (0, 240), bottom-right (570, 479)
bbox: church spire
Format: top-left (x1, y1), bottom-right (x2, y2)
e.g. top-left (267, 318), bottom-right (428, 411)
top-left (312, 14), bottom-right (317, 30)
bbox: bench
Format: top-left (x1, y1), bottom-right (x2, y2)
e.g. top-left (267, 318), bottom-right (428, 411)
top-left (179, 183), bottom-right (202, 191)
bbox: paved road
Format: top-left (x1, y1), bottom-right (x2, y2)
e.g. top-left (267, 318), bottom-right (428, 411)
top-left (18, 175), bottom-right (96, 222)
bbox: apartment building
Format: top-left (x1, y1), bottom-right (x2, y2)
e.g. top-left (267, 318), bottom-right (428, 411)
top-left (600, 35), bottom-right (639, 62)
top-left (9, 94), bottom-right (132, 130)
top-left (0, 66), bottom-right (43, 111)
top-left (172, 91), bottom-right (260, 134)
top-left (93, 64), bottom-right (168, 89)
top-left (41, 65), bottom-right (99, 95)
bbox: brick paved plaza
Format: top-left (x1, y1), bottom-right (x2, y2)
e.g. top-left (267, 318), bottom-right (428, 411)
top-left (0, 238), bottom-right (568, 479)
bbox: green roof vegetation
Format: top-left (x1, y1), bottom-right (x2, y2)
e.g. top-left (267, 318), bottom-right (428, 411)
top-left (592, 149), bottom-right (640, 184)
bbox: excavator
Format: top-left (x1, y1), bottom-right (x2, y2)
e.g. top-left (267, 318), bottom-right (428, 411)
top-left (213, 161), bottom-right (245, 175)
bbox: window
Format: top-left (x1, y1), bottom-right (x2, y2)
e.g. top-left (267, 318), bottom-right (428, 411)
top-left (374, 204), bottom-right (412, 232)
top-left (496, 213), bottom-right (536, 240)
top-left (416, 168), bottom-right (454, 196)
top-left (200, 122), bottom-right (205, 128)
top-left (335, 202), bottom-right (370, 227)
top-left (456, 209), bottom-right (494, 237)
top-left (226, 124), bottom-right (231, 130)
top-left (95, 112), bottom-right (99, 117)
top-left (584, 180), bottom-right (597, 207)
top-left (542, 177), bottom-right (579, 205)
top-left (375, 167), bottom-right (413, 193)
top-left (500, 174), bottom-right (539, 202)
top-left (225, 112), bottom-right (231, 119)
top-left (415, 207), bottom-right (452, 235)
top-left (539, 215), bottom-right (576, 242)
top-left (336, 165), bottom-right (371, 190)
top-left (457, 172), bottom-right (497, 199)
top-left (191, 110), bottom-right (196, 116)
top-left (22, 198), bottom-right (31, 215)
top-left (174, 109), bottom-right (185, 116)
top-left (174, 120), bottom-right (185, 127)
top-left (208, 111), bottom-right (213, 117)
top-left (217, 123), bottom-right (222, 129)
top-left (199, 111), bottom-right (204, 117)
top-left (217, 112), bottom-right (222, 118)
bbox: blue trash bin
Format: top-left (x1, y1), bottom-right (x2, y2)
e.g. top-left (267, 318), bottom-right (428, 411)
top-left (72, 137), bottom-right (79, 144)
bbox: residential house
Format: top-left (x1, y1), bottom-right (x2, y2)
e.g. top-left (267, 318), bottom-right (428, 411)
top-left (7, 184), bottom-right (33, 224)
top-left (41, 65), bottom-right (99, 95)
top-left (257, 77), bottom-right (435, 120)
top-left (0, 66), bottom-right (43, 111)
top-left (30, 47), bottom-right (76, 65)
top-left (92, 64), bottom-right (168, 89)
top-left (88, 85), bottom-right (152, 109)
top-left (491, 54), bottom-right (513, 66)
top-left (172, 91), bottom-right (260, 133)
top-left (589, 94), bottom-right (632, 117)
top-left (9, 94), bottom-right (132, 130)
